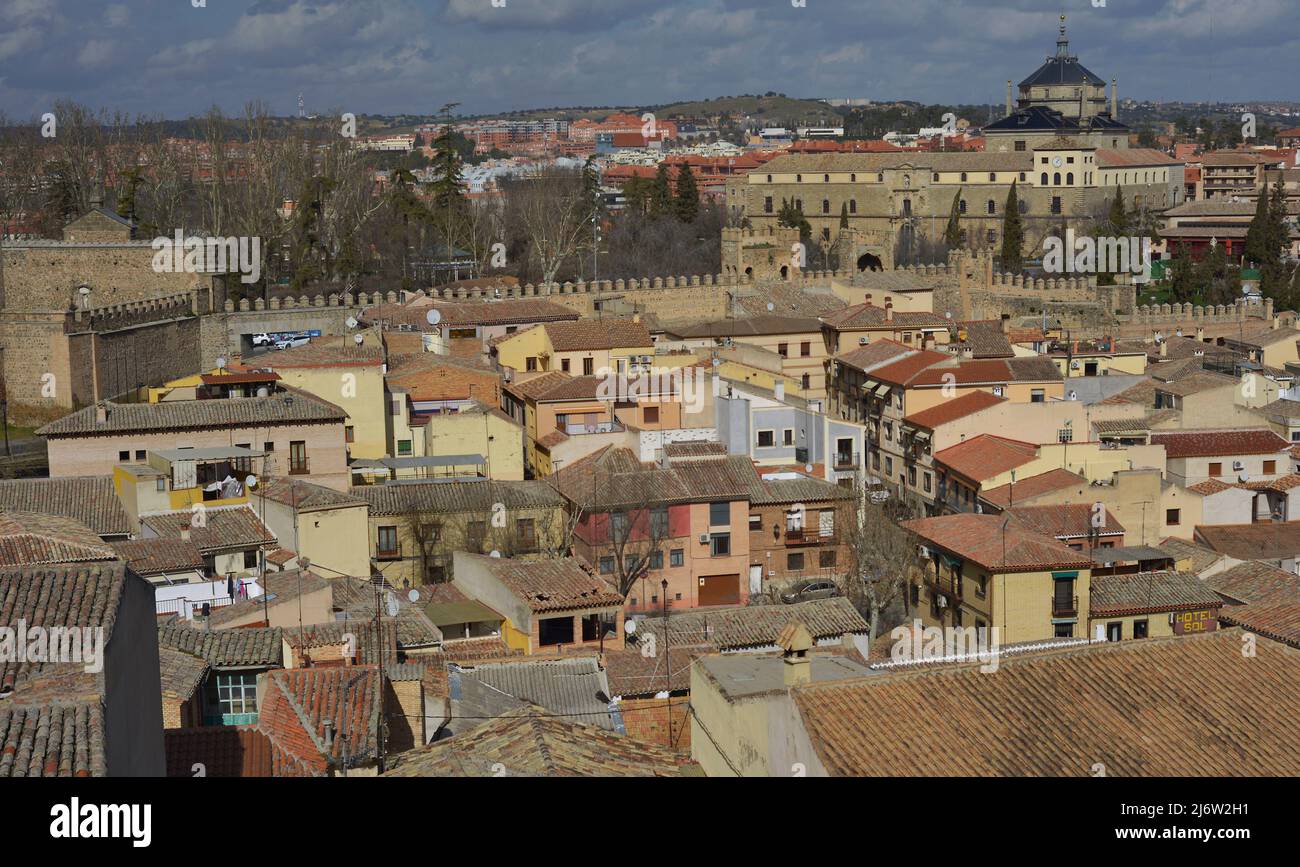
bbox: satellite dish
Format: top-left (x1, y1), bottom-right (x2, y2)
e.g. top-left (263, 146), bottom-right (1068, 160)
top-left (804, 463), bottom-right (813, 473)
top-left (712, 358), bottom-right (721, 367)
top-left (407, 589), bottom-right (420, 603)
top-left (78, 286), bottom-right (91, 295)
top-left (385, 591), bottom-right (401, 618)
top-left (216, 356), bottom-right (227, 369)
top-left (353, 333), bottom-right (364, 344)
top-left (245, 474), bottom-right (258, 488)
top-left (425, 309), bottom-right (442, 326)
top-left (345, 316), bottom-right (359, 329)
top-left (489, 549), bottom-right (501, 558)
top-left (766, 302), bottom-right (775, 311)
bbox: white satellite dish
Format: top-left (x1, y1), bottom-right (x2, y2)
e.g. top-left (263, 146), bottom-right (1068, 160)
top-left (216, 356), bottom-right (227, 369)
top-left (345, 316), bottom-right (358, 329)
top-left (353, 333), bottom-right (364, 344)
top-left (766, 302), bottom-right (775, 311)
top-left (385, 591), bottom-right (401, 618)
top-left (425, 309), bottom-right (442, 326)
top-left (407, 589), bottom-right (420, 603)
top-left (489, 549), bottom-right (501, 558)
top-left (624, 619), bottom-right (638, 634)
top-left (805, 463), bottom-right (813, 473)
top-left (245, 474), bottom-right (258, 489)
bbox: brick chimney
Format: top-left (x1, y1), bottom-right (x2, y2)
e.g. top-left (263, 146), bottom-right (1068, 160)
top-left (180, 524), bottom-right (191, 542)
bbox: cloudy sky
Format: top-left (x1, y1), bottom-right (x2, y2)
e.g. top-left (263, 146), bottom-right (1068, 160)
top-left (0, 0), bottom-right (1296, 120)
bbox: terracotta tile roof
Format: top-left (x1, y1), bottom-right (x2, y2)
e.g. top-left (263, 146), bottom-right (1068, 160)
top-left (0, 476), bottom-right (131, 537)
top-left (821, 303), bottom-right (950, 330)
top-left (158, 646), bottom-right (209, 702)
top-left (459, 553), bottom-right (623, 613)
top-left (164, 727), bottom-right (272, 778)
top-left (543, 318), bottom-right (652, 352)
top-left (949, 321), bottom-right (1014, 358)
top-left (1204, 561), bottom-right (1300, 606)
top-left (352, 479), bottom-right (564, 516)
top-left (980, 468), bottom-right (1087, 509)
top-left (141, 505), bottom-right (275, 554)
top-left (1156, 537), bottom-right (1225, 574)
top-left (549, 446), bottom-right (757, 510)
top-left (110, 539), bottom-right (204, 576)
top-left (635, 597), bottom-right (869, 651)
top-left (833, 339), bottom-right (915, 373)
top-left (255, 477), bottom-right (367, 511)
top-left (329, 581), bottom-right (444, 648)
top-left (792, 630), bottom-right (1300, 776)
top-left (385, 358), bottom-right (502, 403)
top-left (1240, 473), bottom-right (1300, 492)
top-left (1195, 523), bottom-right (1300, 560)
top-left (662, 441), bottom-right (728, 458)
top-left (258, 666), bottom-right (382, 776)
top-left (157, 622), bottom-right (283, 668)
top-left (449, 656), bottom-right (618, 732)
top-left (37, 392), bottom-right (346, 437)
top-left (744, 473), bottom-right (855, 506)
top-left (1218, 602), bottom-right (1300, 649)
top-left (603, 644), bottom-right (705, 697)
top-left (382, 707), bottom-right (699, 777)
top-left (1150, 429), bottom-right (1289, 458)
top-left (506, 372), bottom-right (603, 402)
top-left (266, 548), bottom-right (296, 567)
top-left (932, 434), bottom-right (1038, 483)
top-left (1089, 570), bottom-right (1222, 617)
top-left (0, 704), bottom-right (106, 777)
top-left (1006, 503), bottom-right (1125, 540)
top-left (1187, 479), bottom-right (1238, 495)
top-left (282, 619), bottom-right (400, 664)
top-left (0, 510), bottom-right (118, 566)
top-left (903, 390), bottom-right (1004, 429)
top-left (902, 513), bottom-right (1094, 572)
top-left (0, 561), bottom-right (129, 701)
top-left (439, 634), bottom-right (521, 662)
top-left (857, 349), bottom-right (950, 385)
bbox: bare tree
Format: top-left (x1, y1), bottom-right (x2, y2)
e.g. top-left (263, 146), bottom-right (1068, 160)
top-left (501, 167), bottom-right (594, 285)
top-left (843, 494), bottom-right (922, 642)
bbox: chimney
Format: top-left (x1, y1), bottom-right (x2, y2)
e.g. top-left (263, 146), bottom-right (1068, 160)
top-left (181, 524), bottom-right (191, 542)
top-left (632, 312), bottom-right (641, 324)
top-left (94, 402), bottom-right (108, 424)
top-left (1111, 79), bottom-right (1118, 120)
top-left (1273, 315), bottom-right (1280, 330)
top-left (1159, 339), bottom-right (1168, 358)
top-left (885, 301), bottom-right (894, 322)
top-left (778, 620), bottom-right (813, 688)
top-left (1196, 326), bottom-right (1205, 341)
top-left (864, 293), bottom-right (872, 305)
top-left (774, 380), bottom-right (785, 401)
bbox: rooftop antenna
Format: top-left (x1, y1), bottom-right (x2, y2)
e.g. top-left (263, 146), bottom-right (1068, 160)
top-left (297, 93), bottom-right (305, 119)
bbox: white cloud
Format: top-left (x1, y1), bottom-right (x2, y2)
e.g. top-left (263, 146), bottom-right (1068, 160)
top-left (77, 38), bottom-right (113, 68)
top-left (103, 3), bottom-right (129, 28)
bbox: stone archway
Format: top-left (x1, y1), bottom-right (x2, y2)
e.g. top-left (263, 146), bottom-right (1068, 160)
top-left (857, 252), bottom-right (884, 272)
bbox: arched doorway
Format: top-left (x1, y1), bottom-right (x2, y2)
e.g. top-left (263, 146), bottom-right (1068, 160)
top-left (857, 252), bottom-right (883, 272)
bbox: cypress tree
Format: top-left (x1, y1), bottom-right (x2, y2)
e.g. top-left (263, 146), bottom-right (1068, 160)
top-left (674, 162), bottom-right (699, 223)
top-left (1000, 181), bottom-right (1025, 272)
top-left (944, 190), bottom-right (963, 248)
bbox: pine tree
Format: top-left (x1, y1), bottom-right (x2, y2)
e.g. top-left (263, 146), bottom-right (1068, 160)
top-left (839, 201), bottom-right (849, 231)
top-left (1244, 190), bottom-right (1272, 267)
top-left (777, 198), bottom-right (811, 243)
top-left (1000, 181), bottom-right (1025, 273)
top-left (649, 163), bottom-right (673, 218)
top-left (673, 162), bottom-right (699, 223)
top-left (1168, 252), bottom-right (1197, 303)
top-left (943, 189), bottom-right (962, 248)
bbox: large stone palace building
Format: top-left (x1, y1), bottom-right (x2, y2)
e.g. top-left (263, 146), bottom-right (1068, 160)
top-left (727, 21), bottom-right (1182, 266)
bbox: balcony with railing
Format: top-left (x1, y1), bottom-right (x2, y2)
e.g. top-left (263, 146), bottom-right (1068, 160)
top-left (288, 455), bottom-right (310, 475)
top-left (376, 541), bottom-right (403, 561)
top-left (833, 451), bottom-right (861, 470)
top-left (1052, 594), bottom-right (1079, 617)
top-left (561, 420), bottom-right (626, 436)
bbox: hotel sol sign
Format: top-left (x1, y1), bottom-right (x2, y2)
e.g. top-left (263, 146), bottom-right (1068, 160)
top-left (1172, 609), bottom-right (1217, 635)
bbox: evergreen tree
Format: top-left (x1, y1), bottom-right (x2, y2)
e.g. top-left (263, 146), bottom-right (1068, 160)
top-left (624, 176), bottom-right (650, 215)
top-left (429, 115), bottom-right (468, 257)
top-left (776, 198), bottom-right (811, 244)
top-left (649, 163), bottom-right (673, 218)
top-left (1244, 189), bottom-right (1273, 266)
top-left (673, 162), bottom-right (699, 223)
top-left (839, 201), bottom-right (849, 231)
top-left (943, 189), bottom-right (962, 248)
top-left (1000, 182), bottom-right (1025, 273)
top-left (1168, 252), bottom-right (1197, 303)
top-left (1108, 184), bottom-right (1128, 234)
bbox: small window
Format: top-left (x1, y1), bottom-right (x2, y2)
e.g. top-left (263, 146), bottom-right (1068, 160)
top-left (757, 430), bottom-right (775, 448)
top-left (243, 550), bottom-right (258, 569)
top-left (787, 552), bottom-right (805, 571)
top-left (1166, 509), bottom-right (1180, 526)
top-left (135, 449), bottom-right (146, 460)
top-left (643, 406), bottom-right (659, 424)
top-left (398, 440), bottom-right (413, 456)
top-left (709, 502), bottom-right (730, 527)
top-left (1264, 460), bottom-right (1277, 474)
top-left (710, 533), bottom-right (731, 556)
top-left (1208, 463), bottom-right (1222, 478)
top-left (583, 358), bottom-right (594, 376)
top-left (264, 441), bottom-right (274, 452)
top-left (800, 341), bottom-right (811, 357)
top-left (818, 549), bottom-right (836, 568)
top-left (118, 450), bottom-right (130, 461)
top-left (345, 426), bottom-right (355, 443)
top-left (783, 429), bottom-right (794, 446)
top-left (525, 356), bottom-right (538, 371)
top-left (670, 548), bottom-right (684, 567)
top-left (777, 343), bottom-right (788, 357)
top-left (650, 550), bottom-right (664, 570)
top-left (749, 514), bottom-right (762, 531)
top-left (1133, 620), bottom-right (1149, 639)
top-left (599, 556), bottom-right (614, 574)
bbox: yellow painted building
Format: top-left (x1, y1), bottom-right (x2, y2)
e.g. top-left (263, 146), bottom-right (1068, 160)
top-left (423, 403), bottom-right (526, 481)
top-left (491, 317), bottom-right (655, 379)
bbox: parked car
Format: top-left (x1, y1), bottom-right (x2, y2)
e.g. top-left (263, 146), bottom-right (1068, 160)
top-left (866, 483), bottom-right (891, 504)
top-left (781, 581), bottom-right (840, 604)
top-left (250, 333), bottom-right (273, 346)
top-left (274, 337), bottom-right (310, 350)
